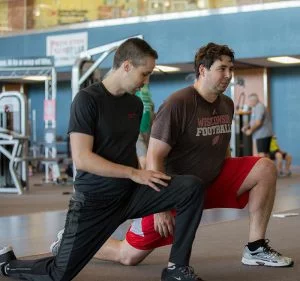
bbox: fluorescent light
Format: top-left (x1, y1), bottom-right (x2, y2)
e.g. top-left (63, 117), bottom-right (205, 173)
top-left (155, 65), bottom-right (181, 72)
top-left (267, 56), bottom-right (300, 64)
top-left (23, 76), bottom-right (49, 81)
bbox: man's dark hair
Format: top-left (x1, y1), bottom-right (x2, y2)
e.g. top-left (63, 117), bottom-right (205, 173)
top-left (194, 42), bottom-right (235, 78)
top-left (113, 38), bottom-right (158, 69)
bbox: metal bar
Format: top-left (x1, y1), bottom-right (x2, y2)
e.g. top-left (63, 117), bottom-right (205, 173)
top-left (79, 35), bottom-right (143, 59)
top-left (78, 51), bottom-right (109, 86)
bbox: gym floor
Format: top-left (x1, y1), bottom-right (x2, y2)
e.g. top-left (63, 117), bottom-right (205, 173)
top-left (0, 168), bottom-right (300, 259)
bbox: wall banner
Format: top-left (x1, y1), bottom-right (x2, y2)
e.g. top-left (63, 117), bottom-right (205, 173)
top-left (46, 32), bottom-right (88, 67)
top-left (0, 57), bottom-right (53, 68)
top-left (44, 99), bottom-right (56, 121)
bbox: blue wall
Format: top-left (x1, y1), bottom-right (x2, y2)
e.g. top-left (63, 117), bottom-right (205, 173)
top-left (270, 67), bottom-right (300, 165)
top-left (150, 73), bottom-right (190, 110)
top-left (28, 84), bottom-right (44, 142)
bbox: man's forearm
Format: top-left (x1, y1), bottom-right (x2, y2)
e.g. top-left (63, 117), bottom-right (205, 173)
top-left (74, 151), bottom-right (135, 179)
top-left (146, 156), bottom-right (166, 173)
top-left (248, 120), bottom-right (262, 134)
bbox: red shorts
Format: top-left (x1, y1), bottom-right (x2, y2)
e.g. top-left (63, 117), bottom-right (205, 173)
top-left (126, 156), bottom-right (260, 250)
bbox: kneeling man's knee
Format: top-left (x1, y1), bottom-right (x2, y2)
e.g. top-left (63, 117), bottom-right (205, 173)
top-left (119, 255), bottom-right (140, 266)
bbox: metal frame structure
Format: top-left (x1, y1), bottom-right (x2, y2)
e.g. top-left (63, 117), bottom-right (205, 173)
top-left (0, 91), bottom-right (28, 194)
top-left (0, 58), bottom-right (57, 189)
top-left (43, 67), bottom-right (57, 183)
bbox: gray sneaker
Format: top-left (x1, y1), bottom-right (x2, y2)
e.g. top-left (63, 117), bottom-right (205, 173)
top-left (242, 239), bottom-right (293, 267)
top-left (50, 229), bottom-right (64, 256)
top-left (0, 246), bottom-right (16, 276)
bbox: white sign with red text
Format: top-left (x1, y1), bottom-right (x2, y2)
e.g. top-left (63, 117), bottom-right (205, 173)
top-left (47, 32), bottom-right (88, 67)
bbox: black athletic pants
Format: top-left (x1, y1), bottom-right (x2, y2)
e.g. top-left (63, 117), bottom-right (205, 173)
top-left (6, 175), bottom-right (205, 281)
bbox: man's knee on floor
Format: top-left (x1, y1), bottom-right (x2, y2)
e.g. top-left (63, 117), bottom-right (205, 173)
top-left (119, 254), bottom-right (141, 266)
top-left (118, 241), bottom-right (149, 266)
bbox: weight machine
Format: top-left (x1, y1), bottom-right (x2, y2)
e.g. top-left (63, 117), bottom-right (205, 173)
top-left (0, 91), bottom-right (28, 194)
top-left (230, 77), bottom-right (252, 157)
top-left (0, 57), bottom-right (57, 194)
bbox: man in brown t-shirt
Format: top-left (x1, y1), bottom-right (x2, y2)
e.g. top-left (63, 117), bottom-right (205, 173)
top-left (50, 43), bottom-right (293, 275)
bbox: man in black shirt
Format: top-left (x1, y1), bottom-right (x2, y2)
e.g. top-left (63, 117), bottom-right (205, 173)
top-left (0, 38), bottom-right (205, 281)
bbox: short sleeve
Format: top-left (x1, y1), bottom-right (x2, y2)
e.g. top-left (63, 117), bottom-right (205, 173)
top-left (68, 91), bottom-right (97, 136)
top-left (254, 103), bottom-right (265, 121)
top-left (151, 98), bottom-right (183, 147)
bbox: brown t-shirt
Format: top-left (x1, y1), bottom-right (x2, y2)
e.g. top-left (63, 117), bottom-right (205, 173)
top-left (151, 86), bottom-right (234, 185)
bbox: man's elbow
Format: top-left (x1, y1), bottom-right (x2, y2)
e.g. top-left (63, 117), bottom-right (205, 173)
top-left (72, 154), bottom-right (87, 171)
top-left (73, 158), bottom-right (84, 170)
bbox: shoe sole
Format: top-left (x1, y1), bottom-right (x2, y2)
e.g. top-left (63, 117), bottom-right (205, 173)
top-left (242, 257), bottom-right (294, 267)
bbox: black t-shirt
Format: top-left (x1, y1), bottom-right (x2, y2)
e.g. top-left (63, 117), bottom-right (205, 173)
top-left (68, 82), bottom-right (143, 193)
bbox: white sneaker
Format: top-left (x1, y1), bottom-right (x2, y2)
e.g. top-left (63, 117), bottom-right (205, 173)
top-left (242, 239), bottom-right (293, 267)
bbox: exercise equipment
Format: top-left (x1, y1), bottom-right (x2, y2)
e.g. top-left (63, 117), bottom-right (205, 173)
top-left (234, 92), bottom-right (252, 156)
top-left (0, 57), bottom-right (58, 187)
top-left (230, 78), bottom-right (253, 157)
top-left (0, 91), bottom-right (28, 194)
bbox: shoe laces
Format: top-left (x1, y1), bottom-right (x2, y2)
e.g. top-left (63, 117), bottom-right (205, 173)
top-left (178, 266), bottom-right (202, 280)
top-left (262, 239), bottom-right (282, 257)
